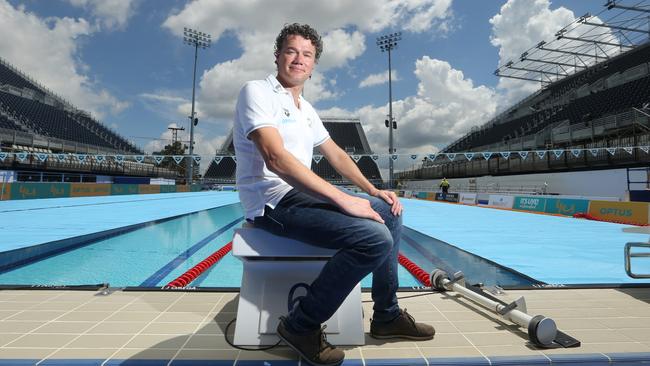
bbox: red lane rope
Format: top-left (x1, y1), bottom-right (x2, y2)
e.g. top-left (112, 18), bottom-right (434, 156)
top-left (573, 212), bottom-right (650, 226)
top-left (398, 253), bottom-right (431, 287)
top-left (165, 241), bottom-right (233, 287)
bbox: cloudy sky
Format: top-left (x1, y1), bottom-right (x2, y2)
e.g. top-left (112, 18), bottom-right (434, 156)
top-left (0, 0), bottom-right (599, 167)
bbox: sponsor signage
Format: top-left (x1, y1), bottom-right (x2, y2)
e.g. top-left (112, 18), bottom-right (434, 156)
top-left (459, 192), bottom-right (477, 205)
top-left (545, 198), bottom-right (589, 216)
top-left (11, 183), bottom-right (70, 200)
top-left (70, 183), bottom-right (111, 197)
top-left (513, 196), bottom-right (547, 212)
top-left (111, 184), bottom-right (139, 196)
top-left (435, 192), bottom-right (459, 203)
top-left (487, 194), bottom-right (514, 209)
top-left (0, 183), bottom-right (10, 200)
top-left (588, 200), bottom-right (649, 225)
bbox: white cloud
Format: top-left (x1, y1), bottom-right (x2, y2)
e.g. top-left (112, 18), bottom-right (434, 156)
top-left (489, 0), bottom-right (575, 106)
top-left (402, 0), bottom-right (453, 33)
top-left (320, 56), bottom-right (497, 156)
top-left (318, 29), bottom-right (366, 70)
top-left (359, 70), bottom-right (400, 88)
top-left (160, 0), bottom-right (455, 123)
top-left (68, 0), bottom-right (138, 30)
top-left (139, 92), bottom-right (187, 104)
top-left (0, 0), bottom-right (128, 119)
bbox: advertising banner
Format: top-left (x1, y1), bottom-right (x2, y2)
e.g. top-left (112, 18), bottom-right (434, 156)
top-left (435, 192), bottom-right (459, 203)
top-left (138, 184), bottom-right (161, 195)
top-left (487, 194), bottom-right (514, 209)
top-left (111, 184), bottom-right (139, 195)
top-left (459, 193), bottom-right (477, 205)
top-left (176, 185), bottom-right (190, 193)
top-left (588, 200), bottom-right (649, 225)
top-left (404, 190), bottom-right (413, 198)
top-left (477, 193), bottom-right (490, 205)
top-left (545, 198), bottom-right (589, 216)
top-left (513, 196), bottom-right (547, 212)
top-left (160, 185), bottom-right (177, 193)
top-left (70, 183), bottom-right (111, 197)
top-left (11, 183), bottom-right (70, 200)
top-left (416, 191), bottom-right (428, 199)
top-left (0, 183), bottom-right (9, 200)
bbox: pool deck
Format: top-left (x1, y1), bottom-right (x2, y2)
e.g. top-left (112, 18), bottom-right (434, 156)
top-left (0, 287), bottom-right (649, 365)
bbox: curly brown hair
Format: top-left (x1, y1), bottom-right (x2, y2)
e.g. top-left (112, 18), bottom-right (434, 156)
top-left (274, 23), bottom-right (323, 63)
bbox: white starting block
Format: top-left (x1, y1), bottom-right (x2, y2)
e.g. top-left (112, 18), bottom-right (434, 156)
top-left (232, 223), bottom-right (364, 346)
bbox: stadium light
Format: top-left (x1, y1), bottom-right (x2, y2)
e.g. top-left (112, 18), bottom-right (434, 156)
top-left (376, 31), bottom-right (401, 188)
top-left (182, 27), bottom-right (212, 185)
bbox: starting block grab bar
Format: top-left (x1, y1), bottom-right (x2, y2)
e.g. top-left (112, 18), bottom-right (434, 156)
top-left (625, 242), bottom-right (650, 279)
top-left (430, 269), bottom-right (580, 348)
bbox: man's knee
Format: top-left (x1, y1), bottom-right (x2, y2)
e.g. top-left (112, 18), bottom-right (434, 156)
top-left (354, 222), bottom-right (393, 261)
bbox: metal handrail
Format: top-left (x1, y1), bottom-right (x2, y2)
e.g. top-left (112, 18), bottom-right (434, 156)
top-left (624, 242), bottom-right (650, 279)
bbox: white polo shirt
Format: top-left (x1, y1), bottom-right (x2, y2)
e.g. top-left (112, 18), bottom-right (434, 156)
top-left (233, 74), bottom-right (330, 219)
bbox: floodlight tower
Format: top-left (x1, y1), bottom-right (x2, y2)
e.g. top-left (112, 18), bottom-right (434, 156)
top-left (376, 32), bottom-right (401, 188)
top-left (183, 27), bottom-right (211, 185)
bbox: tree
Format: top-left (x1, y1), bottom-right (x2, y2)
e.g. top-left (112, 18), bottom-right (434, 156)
top-left (153, 141), bottom-right (187, 179)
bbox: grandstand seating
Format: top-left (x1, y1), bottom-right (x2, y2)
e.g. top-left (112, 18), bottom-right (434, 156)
top-left (0, 57), bottom-right (140, 154)
top-left (0, 113), bottom-right (22, 132)
top-left (324, 122), bottom-right (366, 153)
top-left (0, 63), bottom-right (41, 91)
top-left (446, 43), bottom-right (650, 154)
top-left (204, 118), bottom-right (381, 184)
top-left (203, 157), bottom-right (236, 181)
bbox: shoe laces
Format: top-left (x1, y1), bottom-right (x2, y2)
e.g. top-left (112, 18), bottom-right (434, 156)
top-left (401, 308), bottom-right (417, 326)
top-left (318, 324), bottom-right (336, 353)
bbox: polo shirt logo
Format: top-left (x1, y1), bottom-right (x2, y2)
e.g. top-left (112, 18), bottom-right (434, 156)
top-left (283, 108), bottom-right (290, 117)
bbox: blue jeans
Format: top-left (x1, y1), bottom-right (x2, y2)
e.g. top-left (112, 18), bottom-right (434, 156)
top-left (253, 188), bottom-right (402, 332)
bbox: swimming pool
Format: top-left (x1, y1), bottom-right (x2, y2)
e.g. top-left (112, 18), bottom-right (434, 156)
top-left (0, 193), bottom-right (648, 288)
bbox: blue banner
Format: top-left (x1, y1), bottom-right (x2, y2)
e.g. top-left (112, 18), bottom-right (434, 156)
top-left (545, 198), bottom-right (589, 216)
top-left (513, 196), bottom-right (547, 212)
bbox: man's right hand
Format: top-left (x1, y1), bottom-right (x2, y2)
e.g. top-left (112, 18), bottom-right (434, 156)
top-left (335, 194), bottom-right (384, 224)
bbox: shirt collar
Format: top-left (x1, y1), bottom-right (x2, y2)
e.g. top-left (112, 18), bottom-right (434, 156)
top-left (266, 74), bottom-right (305, 101)
top-left (266, 74), bottom-right (287, 94)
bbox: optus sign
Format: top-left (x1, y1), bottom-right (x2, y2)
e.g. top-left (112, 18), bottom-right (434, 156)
top-left (588, 200), bottom-right (649, 225)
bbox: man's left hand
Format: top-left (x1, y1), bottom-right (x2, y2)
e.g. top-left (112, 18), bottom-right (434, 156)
top-left (371, 189), bottom-right (403, 216)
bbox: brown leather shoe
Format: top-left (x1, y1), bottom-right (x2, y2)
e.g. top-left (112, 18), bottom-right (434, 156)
top-left (277, 317), bottom-right (345, 366)
top-left (370, 309), bottom-right (435, 340)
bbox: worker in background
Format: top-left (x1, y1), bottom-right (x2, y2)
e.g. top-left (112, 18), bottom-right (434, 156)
top-left (439, 177), bottom-right (450, 199)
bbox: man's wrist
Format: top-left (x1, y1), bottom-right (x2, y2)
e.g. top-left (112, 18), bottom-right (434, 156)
top-left (367, 187), bottom-right (380, 196)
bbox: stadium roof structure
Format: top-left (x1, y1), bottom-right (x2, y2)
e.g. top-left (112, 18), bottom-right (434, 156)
top-left (494, 0), bottom-right (650, 85)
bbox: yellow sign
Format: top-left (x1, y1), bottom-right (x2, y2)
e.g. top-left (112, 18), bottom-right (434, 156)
top-left (138, 184), bottom-right (161, 195)
top-left (0, 183), bottom-right (10, 200)
top-left (70, 183), bottom-right (111, 197)
top-left (588, 200), bottom-right (649, 225)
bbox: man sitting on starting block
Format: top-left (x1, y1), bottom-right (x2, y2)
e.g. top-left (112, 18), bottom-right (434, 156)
top-left (232, 22), bottom-right (435, 366)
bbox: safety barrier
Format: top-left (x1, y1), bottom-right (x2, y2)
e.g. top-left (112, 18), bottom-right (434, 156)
top-left (486, 194), bottom-right (514, 209)
top-left (0, 182), bottom-right (202, 200)
top-left (587, 200), bottom-right (650, 225)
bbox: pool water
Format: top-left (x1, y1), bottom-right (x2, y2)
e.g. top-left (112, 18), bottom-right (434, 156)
top-left (1, 196), bottom-right (649, 288)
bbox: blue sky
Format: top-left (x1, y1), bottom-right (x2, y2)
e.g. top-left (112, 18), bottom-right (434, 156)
top-left (0, 0), bottom-right (600, 166)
